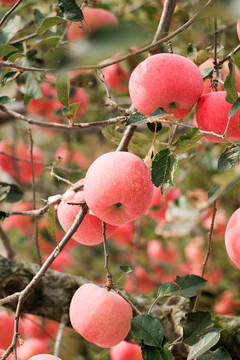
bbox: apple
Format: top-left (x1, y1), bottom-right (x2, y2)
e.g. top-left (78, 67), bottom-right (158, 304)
top-left (0, 140), bottom-right (44, 183)
top-left (43, 251), bottom-right (72, 272)
top-left (124, 266), bottom-right (155, 294)
top-left (147, 239), bottom-right (179, 264)
top-left (0, 0), bottom-right (17, 4)
top-left (225, 208), bottom-right (240, 269)
top-left (0, 311), bottom-right (25, 349)
top-left (184, 237), bottom-right (204, 267)
top-left (24, 314), bottom-right (58, 342)
top-left (214, 290), bottom-right (240, 315)
top-left (237, 19), bottom-right (240, 40)
top-left (128, 53), bottom-right (203, 119)
top-left (17, 338), bottom-right (49, 360)
top-left (110, 222), bottom-right (135, 246)
top-left (110, 341), bottom-right (142, 360)
top-left (0, 349), bottom-right (14, 360)
top-left (67, 7), bottom-right (118, 41)
top-left (195, 91), bottom-right (240, 142)
top-left (55, 145), bottom-right (92, 169)
top-left (199, 58), bottom-right (240, 95)
top-left (69, 283), bottom-right (132, 348)
top-left (2, 201), bottom-right (34, 237)
top-left (57, 180), bottom-right (117, 246)
top-left (103, 62), bottom-right (130, 92)
top-left (27, 356), bottom-right (61, 360)
top-left (84, 152), bottom-right (154, 226)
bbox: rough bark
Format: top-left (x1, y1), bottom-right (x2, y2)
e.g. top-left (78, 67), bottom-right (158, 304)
top-left (0, 255), bottom-right (240, 359)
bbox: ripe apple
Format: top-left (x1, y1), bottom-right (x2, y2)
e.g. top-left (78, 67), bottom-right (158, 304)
top-left (128, 53), bottom-right (203, 119)
top-left (84, 152), bottom-right (154, 226)
top-left (147, 239), bottom-right (179, 264)
top-left (17, 338), bottom-right (49, 360)
top-left (225, 208), bottom-right (240, 269)
top-left (0, 140), bottom-right (44, 183)
top-left (110, 341), bottom-right (142, 360)
top-left (199, 58), bottom-right (240, 95)
top-left (237, 19), bottom-right (240, 40)
top-left (124, 266), bottom-right (155, 294)
top-left (195, 91), bottom-right (240, 142)
top-left (69, 283), bottom-right (132, 347)
top-left (57, 180), bottom-right (117, 246)
top-left (214, 290), bottom-right (240, 315)
top-left (0, 349), bottom-right (14, 360)
top-left (110, 222), bottom-right (135, 246)
top-left (27, 355), bottom-right (61, 360)
top-left (103, 62), bottom-right (130, 92)
top-left (0, 311), bottom-right (25, 349)
top-left (67, 7), bottom-right (118, 41)
top-left (24, 314), bottom-right (58, 342)
top-left (2, 201), bottom-right (34, 237)
top-left (0, 0), bottom-right (17, 4)
top-left (184, 236), bottom-right (204, 267)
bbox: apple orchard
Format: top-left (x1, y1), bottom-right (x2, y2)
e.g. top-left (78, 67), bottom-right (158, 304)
top-left (0, 0), bottom-right (240, 359)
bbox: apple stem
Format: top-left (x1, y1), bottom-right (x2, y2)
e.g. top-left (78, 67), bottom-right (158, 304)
top-left (102, 221), bottom-right (114, 291)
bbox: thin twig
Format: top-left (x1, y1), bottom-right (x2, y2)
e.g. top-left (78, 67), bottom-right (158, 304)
top-left (212, 18), bottom-right (219, 90)
top-left (102, 221), bottom-right (113, 290)
top-left (8, 32), bottom-right (37, 45)
top-left (54, 314), bottom-right (68, 357)
top-left (113, 286), bottom-right (142, 316)
top-left (0, 0), bottom-right (23, 28)
top-left (0, 226), bottom-right (15, 259)
top-left (193, 201), bottom-right (217, 312)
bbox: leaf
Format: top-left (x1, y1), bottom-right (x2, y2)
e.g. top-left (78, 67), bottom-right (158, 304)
top-left (0, 15), bottom-right (24, 43)
top-left (120, 265), bottom-right (132, 274)
top-left (187, 329), bottom-right (222, 360)
top-left (224, 57), bottom-right (238, 104)
top-left (201, 67), bottom-right (213, 78)
top-left (37, 16), bottom-right (66, 38)
top-left (173, 128), bottom-right (204, 155)
top-left (56, 71), bottom-right (70, 107)
top-left (228, 97), bottom-right (240, 122)
top-left (181, 311), bottom-right (215, 346)
top-left (0, 96), bottom-right (15, 104)
top-left (142, 345), bottom-right (174, 360)
top-left (48, 204), bottom-right (57, 241)
top-left (157, 275), bottom-right (207, 298)
top-left (33, 9), bottom-right (45, 26)
top-left (151, 148), bottom-right (178, 194)
top-left (207, 184), bottom-right (220, 199)
top-left (195, 50), bottom-right (212, 66)
top-left (58, 0), bottom-right (84, 22)
top-left (66, 102), bottom-right (80, 123)
top-left (197, 347), bottom-right (232, 360)
top-left (217, 145), bottom-right (240, 172)
top-left (0, 44), bottom-right (18, 58)
top-left (19, 71), bottom-right (42, 99)
top-left (126, 107), bottom-right (168, 127)
top-left (131, 315), bottom-right (164, 347)
top-left (0, 183), bottom-right (23, 203)
top-left (187, 44), bottom-right (197, 61)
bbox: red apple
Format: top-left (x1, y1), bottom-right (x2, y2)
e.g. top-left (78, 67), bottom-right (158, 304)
top-left (110, 222), bottom-right (135, 246)
top-left (195, 91), bottom-right (240, 142)
top-left (199, 58), bottom-right (240, 95)
top-left (184, 236), bottom-right (204, 266)
top-left (17, 338), bottom-right (49, 360)
top-left (55, 145), bottom-right (92, 169)
top-left (0, 311), bottom-right (25, 349)
top-left (214, 290), bottom-right (240, 315)
top-left (103, 62), bottom-right (130, 92)
top-left (0, 140), bottom-right (44, 183)
top-left (124, 266), bottom-right (155, 294)
top-left (110, 341), bottom-right (142, 360)
top-left (147, 239), bottom-right (179, 264)
top-left (84, 152), bottom-right (154, 226)
top-left (27, 356), bottom-right (61, 360)
top-left (24, 314), bottom-right (58, 342)
top-left (129, 53), bottom-right (203, 119)
top-left (57, 180), bottom-right (117, 246)
top-left (67, 7), bottom-right (118, 41)
top-left (225, 208), bottom-right (240, 269)
top-left (69, 283), bottom-right (132, 348)
top-left (237, 19), bottom-right (240, 40)
top-left (0, 0), bottom-right (17, 4)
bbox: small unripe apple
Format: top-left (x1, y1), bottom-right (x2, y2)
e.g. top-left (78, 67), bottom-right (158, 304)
top-left (129, 53), bottom-right (203, 119)
top-left (225, 208), bottom-right (240, 269)
top-left (110, 341), bottom-right (142, 360)
top-left (27, 356), bottom-right (61, 360)
top-left (195, 91), bottom-right (240, 142)
top-left (84, 152), bottom-right (154, 226)
top-left (69, 283), bottom-right (132, 347)
top-left (68, 7), bottom-right (118, 41)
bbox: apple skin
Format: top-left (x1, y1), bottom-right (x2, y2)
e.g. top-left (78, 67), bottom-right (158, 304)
top-left (17, 338), bottom-right (49, 360)
top-left (69, 283), bottom-right (132, 348)
top-left (0, 140), bottom-right (43, 183)
top-left (24, 314), bottom-right (59, 342)
top-left (225, 208), bottom-right (240, 269)
top-left (103, 62), bottom-right (129, 92)
top-left (199, 58), bottom-right (240, 95)
top-left (110, 222), bottom-right (135, 246)
top-left (110, 341), bottom-right (142, 360)
top-left (84, 152), bottom-right (154, 226)
top-left (237, 20), bottom-right (240, 40)
top-left (147, 239), bottom-right (179, 264)
top-left (128, 53), bottom-right (203, 119)
top-left (0, 349), bottom-right (14, 360)
top-left (0, 311), bottom-right (25, 349)
top-left (27, 356), bottom-right (61, 360)
top-left (2, 201), bottom-right (34, 237)
top-left (67, 7), bottom-right (118, 41)
top-left (214, 290), bottom-right (240, 315)
top-left (195, 91), bottom-right (240, 142)
top-left (0, 0), bottom-right (17, 4)
top-left (57, 180), bottom-right (117, 246)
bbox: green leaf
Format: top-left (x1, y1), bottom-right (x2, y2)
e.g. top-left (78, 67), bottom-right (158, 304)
top-left (173, 128), bottom-right (204, 155)
top-left (48, 204), bottom-right (57, 241)
top-left (151, 148), bottom-right (177, 194)
top-left (187, 330), bottom-right (222, 360)
top-left (195, 50), bottom-right (211, 66)
top-left (157, 275), bottom-right (207, 298)
top-left (207, 184), bottom-right (220, 199)
top-left (66, 102), bottom-right (80, 123)
top-left (0, 15), bottom-right (24, 43)
top-left (131, 315), bottom-right (164, 347)
top-left (56, 71), bottom-right (69, 107)
top-left (120, 265), bottom-right (132, 274)
top-left (224, 57), bottom-right (238, 104)
top-left (19, 71), bottom-right (42, 99)
top-left (0, 183), bottom-right (23, 203)
top-left (181, 311), bottom-right (216, 346)
top-left (217, 145), bottom-right (240, 172)
top-left (187, 43), bottom-right (197, 61)
top-left (228, 97), bottom-right (240, 121)
top-left (0, 96), bottom-right (15, 104)
top-left (37, 16), bottom-right (66, 38)
top-left (33, 9), bottom-right (45, 26)
top-left (126, 108), bottom-right (168, 127)
top-left (197, 347), bottom-right (232, 360)
top-left (142, 345), bottom-right (174, 360)
top-left (0, 44), bottom-right (18, 58)
top-left (58, 0), bottom-right (84, 22)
